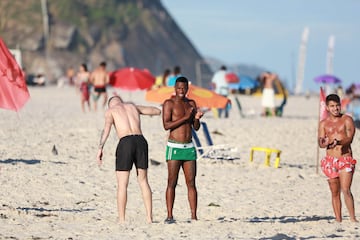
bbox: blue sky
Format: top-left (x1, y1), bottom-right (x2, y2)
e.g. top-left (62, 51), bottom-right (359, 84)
top-left (162, 0), bottom-right (360, 93)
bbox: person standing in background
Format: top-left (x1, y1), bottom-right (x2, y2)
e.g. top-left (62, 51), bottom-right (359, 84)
top-left (211, 65), bottom-right (229, 118)
top-left (260, 72), bottom-right (278, 117)
top-left (76, 63), bottom-right (91, 112)
top-left (89, 61), bottom-right (109, 111)
top-left (166, 66), bottom-right (182, 87)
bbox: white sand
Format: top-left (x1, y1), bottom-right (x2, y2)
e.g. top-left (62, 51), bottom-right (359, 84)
top-left (0, 86), bottom-right (359, 239)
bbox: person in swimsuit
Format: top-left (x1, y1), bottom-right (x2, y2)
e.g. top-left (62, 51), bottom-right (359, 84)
top-left (89, 61), bottom-right (109, 111)
top-left (318, 93), bottom-right (358, 222)
top-left (162, 76), bottom-right (204, 223)
top-left (76, 63), bottom-right (91, 112)
top-left (96, 95), bottom-right (161, 223)
top-left (260, 72), bottom-right (278, 116)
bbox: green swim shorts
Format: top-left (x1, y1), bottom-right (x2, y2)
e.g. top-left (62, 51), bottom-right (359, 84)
top-left (166, 141), bottom-right (197, 161)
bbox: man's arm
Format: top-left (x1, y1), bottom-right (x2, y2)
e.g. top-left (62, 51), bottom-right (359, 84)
top-left (338, 115), bottom-right (355, 146)
top-left (136, 105), bottom-right (161, 116)
top-left (190, 101), bottom-right (203, 131)
top-left (105, 72), bottom-right (110, 85)
top-left (318, 120), bottom-right (329, 148)
top-left (162, 100), bottom-right (193, 131)
top-left (89, 72), bottom-right (94, 84)
top-left (96, 111), bottom-right (114, 166)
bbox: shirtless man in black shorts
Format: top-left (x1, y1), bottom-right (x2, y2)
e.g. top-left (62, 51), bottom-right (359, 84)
top-left (90, 61), bottom-right (109, 111)
top-left (96, 95), bottom-right (161, 223)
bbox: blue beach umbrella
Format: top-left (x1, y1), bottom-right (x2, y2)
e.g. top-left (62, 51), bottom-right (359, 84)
top-left (228, 75), bottom-right (259, 90)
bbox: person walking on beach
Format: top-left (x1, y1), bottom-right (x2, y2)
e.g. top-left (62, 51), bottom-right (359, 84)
top-left (211, 65), bottom-right (230, 118)
top-left (162, 76), bottom-right (204, 223)
top-left (260, 72), bottom-right (278, 116)
top-left (76, 63), bottom-right (91, 112)
top-left (318, 93), bottom-right (358, 222)
top-left (96, 95), bottom-right (161, 223)
top-left (90, 61), bottom-right (109, 111)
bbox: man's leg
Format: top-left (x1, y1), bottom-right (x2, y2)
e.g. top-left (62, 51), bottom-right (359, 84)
top-left (271, 107), bottom-right (276, 116)
top-left (102, 92), bottom-right (108, 109)
top-left (93, 92), bottom-right (99, 111)
top-left (328, 178), bottom-right (341, 222)
top-left (166, 160), bottom-right (181, 221)
top-left (136, 168), bottom-right (153, 223)
top-left (339, 171), bottom-right (358, 222)
top-left (116, 171), bottom-right (130, 223)
top-left (182, 160), bottom-right (197, 220)
top-left (217, 108), bottom-right (223, 118)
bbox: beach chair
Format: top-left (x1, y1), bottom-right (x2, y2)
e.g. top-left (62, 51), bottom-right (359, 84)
top-left (192, 121), bottom-right (240, 160)
top-left (234, 96), bottom-right (246, 118)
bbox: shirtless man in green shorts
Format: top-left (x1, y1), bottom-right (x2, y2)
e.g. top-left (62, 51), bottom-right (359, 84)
top-left (162, 76), bottom-right (204, 223)
top-left (96, 95), bottom-right (161, 223)
top-left (318, 93), bottom-right (358, 222)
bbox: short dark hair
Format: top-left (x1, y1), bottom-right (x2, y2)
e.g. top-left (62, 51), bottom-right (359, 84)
top-left (108, 95), bottom-right (122, 106)
top-left (100, 61), bottom-right (106, 67)
top-left (326, 94), bottom-right (340, 105)
top-left (175, 76), bottom-right (189, 85)
top-left (81, 63), bottom-right (88, 71)
top-left (174, 66), bottom-right (181, 74)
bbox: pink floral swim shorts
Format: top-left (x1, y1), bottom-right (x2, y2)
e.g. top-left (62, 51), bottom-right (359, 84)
top-left (321, 155), bottom-right (357, 179)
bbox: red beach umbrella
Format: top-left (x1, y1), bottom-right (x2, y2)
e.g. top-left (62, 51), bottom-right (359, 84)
top-left (109, 67), bottom-right (155, 91)
top-left (0, 38), bottom-right (30, 111)
top-left (225, 72), bottom-right (239, 83)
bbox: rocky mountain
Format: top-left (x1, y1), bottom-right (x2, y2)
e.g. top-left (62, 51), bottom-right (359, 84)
top-left (0, 0), bottom-right (213, 86)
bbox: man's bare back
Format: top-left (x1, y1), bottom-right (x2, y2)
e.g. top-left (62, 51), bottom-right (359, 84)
top-left (91, 68), bottom-right (108, 87)
top-left (106, 103), bottom-right (142, 139)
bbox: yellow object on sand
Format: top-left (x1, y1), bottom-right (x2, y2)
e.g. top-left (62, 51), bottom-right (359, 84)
top-left (154, 75), bottom-right (163, 87)
top-left (249, 147), bottom-right (281, 168)
top-left (211, 108), bottom-right (219, 118)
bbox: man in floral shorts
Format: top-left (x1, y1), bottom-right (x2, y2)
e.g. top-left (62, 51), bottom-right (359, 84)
top-left (318, 93), bottom-right (357, 222)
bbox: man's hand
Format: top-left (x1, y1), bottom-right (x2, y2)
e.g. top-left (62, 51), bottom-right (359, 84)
top-left (327, 139), bottom-right (338, 149)
top-left (319, 136), bottom-right (330, 148)
top-left (195, 108), bottom-right (204, 120)
top-left (185, 107), bottom-right (195, 119)
top-left (97, 149), bottom-right (103, 166)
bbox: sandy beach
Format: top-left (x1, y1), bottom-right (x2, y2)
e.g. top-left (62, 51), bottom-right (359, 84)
top-left (0, 86), bottom-right (359, 239)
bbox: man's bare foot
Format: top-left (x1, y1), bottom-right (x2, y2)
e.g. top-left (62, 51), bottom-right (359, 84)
top-left (117, 217), bottom-right (125, 224)
top-left (350, 218), bottom-right (358, 223)
top-left (164, 217), bottom-right (175, 224)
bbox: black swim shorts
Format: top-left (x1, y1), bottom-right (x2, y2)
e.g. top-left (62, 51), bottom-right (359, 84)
top-left (94, 86), bottom-right (106, 93)
top-left (115, 135), bottom-right (148, 171)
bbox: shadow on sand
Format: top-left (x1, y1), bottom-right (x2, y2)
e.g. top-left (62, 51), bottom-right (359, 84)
top-left (0, 158), bottom-right (41, 165)
top-left (16, 206), bottom-right (95, 214)
top-left (247, 215), bottom-right (334, 223)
